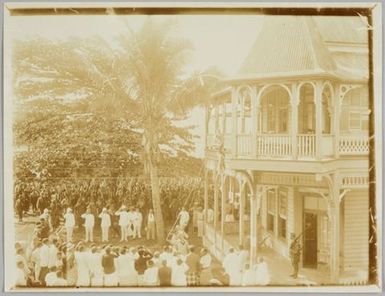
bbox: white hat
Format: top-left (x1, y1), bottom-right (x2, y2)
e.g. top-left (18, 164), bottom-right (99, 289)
top-left (67, 208), bottom-right (72, 213)
top-left (102, 207), bottom-right (107, 212)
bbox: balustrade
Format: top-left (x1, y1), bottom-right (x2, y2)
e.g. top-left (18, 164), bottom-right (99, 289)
top-left (237, 134), bottom-right (252, 157)
top-left (207, 132), bottom-right (369, 159)
top-left (339, 134), bottom-right (369, 155)
top-left (297, 134), bottom-right (316, 157)
top-left (256, 134), bottom-right (292, 158)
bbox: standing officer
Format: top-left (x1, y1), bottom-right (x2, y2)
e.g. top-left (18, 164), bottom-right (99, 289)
top-left (289, 232), bottom-right (302, 279)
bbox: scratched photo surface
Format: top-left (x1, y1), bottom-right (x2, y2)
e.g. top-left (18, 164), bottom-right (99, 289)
top-left (3, 3), bottom-right (381, 292)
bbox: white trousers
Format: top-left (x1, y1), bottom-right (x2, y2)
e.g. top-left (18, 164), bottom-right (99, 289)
top-left (66, 227), bottom-right (74, 242)
top-left (101, 226), bottom-right (109, 242)
top-left (133, 223), bottom-right (142, 238)
top-left (85, 226), bottom-right (94, 242)
top-left (120, 226), bottom-right (127, 241)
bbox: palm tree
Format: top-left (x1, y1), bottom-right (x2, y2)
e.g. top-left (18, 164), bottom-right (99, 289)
top-left (117, 19), bottom-right (218, 242)
top-left (13, 18), bottom-right (220, 242)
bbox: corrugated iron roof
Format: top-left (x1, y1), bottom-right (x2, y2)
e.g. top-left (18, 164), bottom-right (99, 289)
top-left (313, 16), bottom-right (368, 45)
top-left (237, 15), bottom-right (368, 80)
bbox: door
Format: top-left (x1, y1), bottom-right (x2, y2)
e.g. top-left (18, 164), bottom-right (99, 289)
top-left (303, 212), bottom-right (318, 268)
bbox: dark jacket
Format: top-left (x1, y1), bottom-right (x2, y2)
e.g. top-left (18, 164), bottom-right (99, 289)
top-left (158, 265), bottom-right (172, 286)
top-left (186, 252), bottom-right (200, 273)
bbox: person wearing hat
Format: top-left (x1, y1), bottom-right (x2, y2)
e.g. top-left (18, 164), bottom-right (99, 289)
top-left (64, 208), bottom-right (75, 242)
top-left (115, 205), bottom-right (129, 242)
top-left (99, 207), bottom-right (111, 242)
top-left (81, 208), bottom-right (95, 243)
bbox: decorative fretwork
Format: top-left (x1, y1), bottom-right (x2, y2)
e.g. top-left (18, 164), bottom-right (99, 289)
top-left (257, 173), bottom-right (326, 187)
top-left (341, 175), bottom-right (369, 188)
top-left (339, 134), bottom-right (369, 155)
top-left (339, 84), bottom-right (362, 105)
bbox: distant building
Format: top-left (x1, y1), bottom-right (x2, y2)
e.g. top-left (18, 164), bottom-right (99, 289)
top-left (202, 16), bottom-right (370, 284)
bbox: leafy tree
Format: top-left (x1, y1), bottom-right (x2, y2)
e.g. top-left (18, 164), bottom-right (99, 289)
top-left (13, 18), bottom-right (220, 241)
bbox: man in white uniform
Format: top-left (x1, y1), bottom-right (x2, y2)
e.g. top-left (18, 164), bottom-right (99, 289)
top-left (126, 207), bottom-right (135, 239)
top-left (133, 208), bottom-right (143, 239)
top-left (178, 207), bottom-right (190, 230)
top-left (115, 205), bottom-right (129, 242)
top-left (64, 208), bottom-right (75, 242)
top-left (98, 207), bottom-right (111, 242)
top-left (81, 208), bottom-right (95, 242)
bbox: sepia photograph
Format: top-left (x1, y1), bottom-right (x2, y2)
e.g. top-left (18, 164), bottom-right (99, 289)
top-left (3, 2), bottom-right (383, 292)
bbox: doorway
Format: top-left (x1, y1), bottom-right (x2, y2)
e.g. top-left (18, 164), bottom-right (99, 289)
top-left (303, 211), bottom-right (318, 268)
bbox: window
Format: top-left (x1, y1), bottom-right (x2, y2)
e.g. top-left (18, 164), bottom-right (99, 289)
top-left (341, 86), bottom-right (370, 132)
top-left (322, 97), bottom-right (331, 134)
top-left (349, 112), bottom-right (361, 130)
top-left (267, 105), bottom-right (276, 133)
top-left (278, 190), bottom-right (287, 239)
top-left (267, 190), bottom-right (275, 232)
top-left (278, 108), bottom-right (288, 132)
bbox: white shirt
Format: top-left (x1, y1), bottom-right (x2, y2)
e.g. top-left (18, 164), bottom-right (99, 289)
top-left (116, 210), bottom-right (129, 226)
top-left (148, 213), bottom-right (155, 223)
top-left (45, 272), bottom-right (58, 286)
top-left (15, 268), bottom-right (26, 286)
top-left (179, 211), bottom-right (189, 224)
top-left (99, 213), bottom-right (111, 227)
top-left (127, 211), bottom-right (135, 224)
top-left (133, 211), bottom-right (143, 225)
top-left (40, 244), bottom-right (50, 267)
top-left (53, 277), bottom-right (67, 286)
top-left (87, 252), bottom-right (103, 276)
top-left (171, 263), bottom-right (189, 286)
top-left (64, 213), bottom-right (75, 228)
top-left (143, 266), bottom-right (159, 285)
top-left (223, 252), bottom-right (239, 275)
top-left (48, 245), bottom-right (58, 268)
top-left (200, 254), bottom-right (212, 269)
top-left (82, 213), bottom-right (95, 227)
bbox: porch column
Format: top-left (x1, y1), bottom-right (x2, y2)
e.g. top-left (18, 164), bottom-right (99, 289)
top-left (203, 169), bottom-right (208, 236)
top-left (204, 105), bottom-right (208, 151)
top-left (330, 201), bottom-right (341, 282)
top-left (334, 85), bottom-right (341, 158)
top-left (249, 195), bottom-right (258, 266)
top-left (231, 87), bottom-right (238, 158)
top-left (215, 105), bottom-right (219, 134)
top-left (213, 173), bottom-right (218, 253)
top-left (239, 182), bottom-right (245, 245)
top-left (221, 104), bottom-right (226, 135)
top-left (220, 175), bottom-right (226, 255)
top-left (315, 81), bottom-right (323, 160)
top-left (290, 83), bottom-right (299, 159)
top-left (251, 86), bottom-right (258, 157)
top-left (328, 173), bottom-right (341, 283)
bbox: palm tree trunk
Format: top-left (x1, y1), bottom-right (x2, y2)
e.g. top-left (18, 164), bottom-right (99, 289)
top-left (148, 154), bottom-right (165, 243)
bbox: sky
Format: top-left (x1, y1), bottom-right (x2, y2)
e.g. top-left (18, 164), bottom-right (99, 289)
top-left (9, 14), bottom-right (265, 157)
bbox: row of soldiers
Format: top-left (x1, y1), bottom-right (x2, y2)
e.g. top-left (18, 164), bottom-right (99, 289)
top-left (14, 177), bottom-right (203, 229)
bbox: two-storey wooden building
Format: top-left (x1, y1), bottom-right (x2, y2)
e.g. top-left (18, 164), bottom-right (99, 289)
top-left (202, 16), bottom-right (370, 284)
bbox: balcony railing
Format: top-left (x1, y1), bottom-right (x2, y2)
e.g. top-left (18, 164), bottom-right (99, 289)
top-left (237, 134), bottom-right (252, 157)
top-left (297, 134), bottom-right (315, 157)
top-left (256, 134), bottom-right (292, 158)
top-left (207, 132), bottom-right (369, 159)
top-left (339, 134), bottom-right (369, 155)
